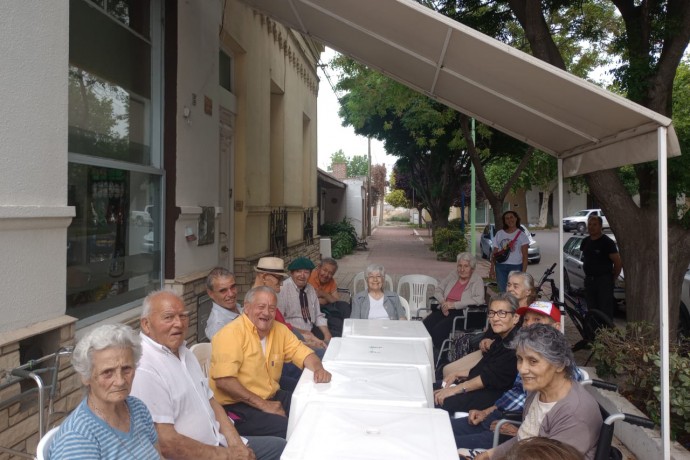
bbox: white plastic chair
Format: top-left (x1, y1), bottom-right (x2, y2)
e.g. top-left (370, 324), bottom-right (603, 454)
top-left (396, 274), bottom-right (438, 319)
top-left (352, 271), bottom-right (394, 294)
top-left (398, 296), bottom-right (411, 320)
top-left (190, 342), bottom-right (212, 377)
top-left (36, 426), bottom-right (60, 460)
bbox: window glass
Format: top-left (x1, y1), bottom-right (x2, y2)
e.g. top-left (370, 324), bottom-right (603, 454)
top-left (69, 0), bottom-right (151, 164)
top-left (67, 164), bottom-right (161, 320)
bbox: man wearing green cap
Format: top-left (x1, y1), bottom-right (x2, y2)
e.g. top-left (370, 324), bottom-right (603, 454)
top-left (277, 257), bottom-right (332, 344)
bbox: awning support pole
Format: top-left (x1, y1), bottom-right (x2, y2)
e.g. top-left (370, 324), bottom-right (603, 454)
top-left (558, 159), bottom-right (565, 332)
top-left (658, 126), bottom-right (670, 459)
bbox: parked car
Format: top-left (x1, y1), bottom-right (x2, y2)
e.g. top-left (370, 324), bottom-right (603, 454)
top-left (130, 205), bottom-right (154, 226)
top-left (679, 267), bottom-right (690, 337)
top-left (562, 209), bottom-right (609, 233)
top-left (562, 233), bottom-right (625, 302)
top-left (480, 224), bottom-right (541, 264)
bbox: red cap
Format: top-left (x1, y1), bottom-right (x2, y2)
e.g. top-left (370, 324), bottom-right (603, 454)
top-left (516, 301), bottom-right (561, 323)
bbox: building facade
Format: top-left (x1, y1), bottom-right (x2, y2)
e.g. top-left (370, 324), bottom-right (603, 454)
top-left (0, 0), bottom-right (322, 455)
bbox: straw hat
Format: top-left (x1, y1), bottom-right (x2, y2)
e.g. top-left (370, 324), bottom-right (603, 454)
top-left (254, 257), bottom-right (289, 278)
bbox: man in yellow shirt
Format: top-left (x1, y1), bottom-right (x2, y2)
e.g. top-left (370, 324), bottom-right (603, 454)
top-left (210, 286), bottom-right (331, 439)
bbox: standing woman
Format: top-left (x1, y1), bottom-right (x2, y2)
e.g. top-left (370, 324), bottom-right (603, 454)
top-left (49, 324), bottom-right (161, 459)
top-left (351, 264), bottom-right (407, 320)
top-left (490, 211), bottom-right (530, 293)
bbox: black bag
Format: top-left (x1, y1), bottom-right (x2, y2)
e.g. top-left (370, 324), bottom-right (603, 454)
top-left (493, 248), bottom-right (510, 264)
top-left (447, 330), bottom-right (484, 362)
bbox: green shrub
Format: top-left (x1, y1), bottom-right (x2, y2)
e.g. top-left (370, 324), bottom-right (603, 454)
top-left (320, 219), bottom-right (358, 259)
top-left (388, 215), bottom-right (410, 222)
top-left (592, 322), bottom-right (690, 441)
top-left (431, 227), bottom-right (468, 261)
top-left (447, 218), bottom-right (465, 231)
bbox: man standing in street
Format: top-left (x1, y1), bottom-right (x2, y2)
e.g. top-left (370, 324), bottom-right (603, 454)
top-left (308, 258), bottom-right (351, 337)
top-left (581, 215), bottom-right (622, 320)
top-left (132, 289), bottom-right (286, 460)
top-left (205, 267), bottom-right (241, 339)
top-left (278, 257), bottom-right (332, 344)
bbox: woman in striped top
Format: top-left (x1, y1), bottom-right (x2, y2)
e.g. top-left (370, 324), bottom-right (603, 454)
top-left (49, 324), bottom-right (161, 459)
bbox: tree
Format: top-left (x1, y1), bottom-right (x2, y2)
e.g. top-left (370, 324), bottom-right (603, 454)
top-left (326, 149), bottom-right (369, 177)
top-left (371, 164), bottom-right (387, 207)
top-left (436, 0), bottom-right (690, 332)
top-left (385, 189), bottom-right (410, 208)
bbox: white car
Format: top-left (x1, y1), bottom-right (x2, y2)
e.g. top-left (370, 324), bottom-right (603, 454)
top-left (680, 267), bottom-right (690, 337)
top-left (562, 209), bottom-right (609, 233)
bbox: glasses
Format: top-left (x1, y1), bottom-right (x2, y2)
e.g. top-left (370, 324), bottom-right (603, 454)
top-left (367, 275), bottom-right (383, 280)
top-left (266, 274), bottom-right (284, 285)
top-left (160, 311), bottom-right (191, 324)
top-left (487, 310), bottom-right (513, 318)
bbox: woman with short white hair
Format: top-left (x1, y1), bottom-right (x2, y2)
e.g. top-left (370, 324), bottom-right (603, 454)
top-left (49, 324), bottom-right (161, 459)
top-left (351, 264), bottom-right (407, 320)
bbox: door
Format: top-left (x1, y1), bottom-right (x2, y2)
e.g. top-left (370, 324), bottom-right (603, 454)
top-left (218, 107), bottom-right (235, 268)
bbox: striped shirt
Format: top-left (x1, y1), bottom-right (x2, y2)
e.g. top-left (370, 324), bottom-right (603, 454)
top-left (49, 396), bottom-right (158, 460)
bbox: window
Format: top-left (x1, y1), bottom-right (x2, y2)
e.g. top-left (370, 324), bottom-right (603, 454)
top-left (219, 50), bottom-right (233, 92)
top-left (67, 0), bottom-right (162, 323)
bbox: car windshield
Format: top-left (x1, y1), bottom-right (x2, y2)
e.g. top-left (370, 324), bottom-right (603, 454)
top-left (575, 210), bottom-right (590, 216)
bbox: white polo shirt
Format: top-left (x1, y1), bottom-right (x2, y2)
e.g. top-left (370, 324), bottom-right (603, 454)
top-left (205, 302), bottom-right (243, 339)
top-left (131, 333), bottom-right (226, 448)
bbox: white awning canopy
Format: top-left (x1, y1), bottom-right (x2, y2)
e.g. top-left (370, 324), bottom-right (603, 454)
top-left (239, 0), bottom-right (679, 177)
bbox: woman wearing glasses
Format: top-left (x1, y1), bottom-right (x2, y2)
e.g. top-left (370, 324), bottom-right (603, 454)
top-left (433, 293), bottom-right (520, 414)
top-left (351, 264), bottom-right (407, 320)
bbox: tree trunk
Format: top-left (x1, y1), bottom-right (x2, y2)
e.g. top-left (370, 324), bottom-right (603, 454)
top-left (537, 189), bottom-right (551, 228)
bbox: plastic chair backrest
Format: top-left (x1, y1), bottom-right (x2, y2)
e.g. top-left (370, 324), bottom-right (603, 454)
top-left (36, 426), bottom-right (60, 460)
top-left (352, 271), bottom-right (393, 294)
top-left (190, 342), bottom-right (212, 377)
top-left (396, 274), bottom-right (438, 317)
top-left (398, 296), bottom-right (411, 320)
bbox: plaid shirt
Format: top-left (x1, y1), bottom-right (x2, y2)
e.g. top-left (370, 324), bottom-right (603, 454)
top-left (495, 368), bottom-right (585, 412)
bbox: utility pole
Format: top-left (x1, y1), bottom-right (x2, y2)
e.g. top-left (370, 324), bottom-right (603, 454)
top-left (367, 137), bottom-right (372, 236)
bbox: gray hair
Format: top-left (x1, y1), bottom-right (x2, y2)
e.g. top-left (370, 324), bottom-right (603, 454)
top-left (244, 286), bottom-right (277, 306)
top-left (206, 267), bottom-right (235, 291)
top-left (365, 263), bottom-right (385, 279)
top-left (456, 252), bottom-right (477, 269)
top-left (490, 292), bottom-right (520, 312)
top-left (508, 271), bottom-right (537, 303)
top-left (141, 288), bottom-right (181, 318)
top-left (321, 258), bottom-right (338, 269)
top-left (510, 323), bottom-right (577, 380)
top-left (71, 324), bottom-right (142, 380)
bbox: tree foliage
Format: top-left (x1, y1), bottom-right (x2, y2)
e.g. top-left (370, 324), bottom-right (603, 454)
top-left (326, 149), bottom-right (369, 177)
top-left (385, 189), bottom-right (411, 208)
top-left (433, 0), bottom-right (690, 333)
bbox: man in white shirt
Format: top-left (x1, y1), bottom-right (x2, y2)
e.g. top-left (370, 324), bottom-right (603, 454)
top-left (131, 289), bottom-right (285, 460)
top-left (205, 267), bottom-right (242, 339)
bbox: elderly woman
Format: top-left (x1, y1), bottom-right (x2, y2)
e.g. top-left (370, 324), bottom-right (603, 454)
top-left (489, 211), bottom-right (530, 293)
top-left (476, 324), bottom-right (602, 460)
top-left (49, 324), bottom-right (161, 460)
top-left (433, 293), bottom-right (521, 414)
top-left (441, 271), bottom-right (536, 383)
top-left (351, 264), bottom-right (407, 320)
top-left (423, 252), bottom-right (485, 349)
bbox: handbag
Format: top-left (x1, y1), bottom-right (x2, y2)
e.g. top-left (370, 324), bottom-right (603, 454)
top-left (493, 231), bottom-right (521, 264)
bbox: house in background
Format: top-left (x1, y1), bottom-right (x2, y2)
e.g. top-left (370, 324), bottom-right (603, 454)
top-left (0, 1), bottom-right (322, 454)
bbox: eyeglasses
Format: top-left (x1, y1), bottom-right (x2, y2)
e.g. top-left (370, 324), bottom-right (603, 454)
top-left (160, 311), bottom-right (191, 323)
top-left (367, 275), bottom-right (383, 280)
top-left (487, 310), bottom-right (513, 318)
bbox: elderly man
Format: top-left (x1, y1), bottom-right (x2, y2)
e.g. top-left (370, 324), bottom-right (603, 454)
top-left (211, 286), bottom-right (331, 439)
top-left (278, 257), bottom-right (332, 343)
top-left (205, 267), bottom-right (241, 339)
top-left (131, 290), bottom-right (286, 460)
top-left (308, 257), bottom-right (351, 337)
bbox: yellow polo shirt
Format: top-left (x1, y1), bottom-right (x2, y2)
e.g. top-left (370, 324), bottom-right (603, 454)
top-left (210, 313), bottom-right (314, 405)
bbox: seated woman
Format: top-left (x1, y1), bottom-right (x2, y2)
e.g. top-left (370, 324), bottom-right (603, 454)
top-left (441, 271), bottom-right (536, 381)
top-left (433, 293), bottom-right (520, 414)
top-left (474, 324), bottom-right (602, 460)
top-left (423, 252), bottom-right (485, 349)
top-left (49, 324), bottom-right (161, 460)
top-left (351, 264), bottom-right (407, 320)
